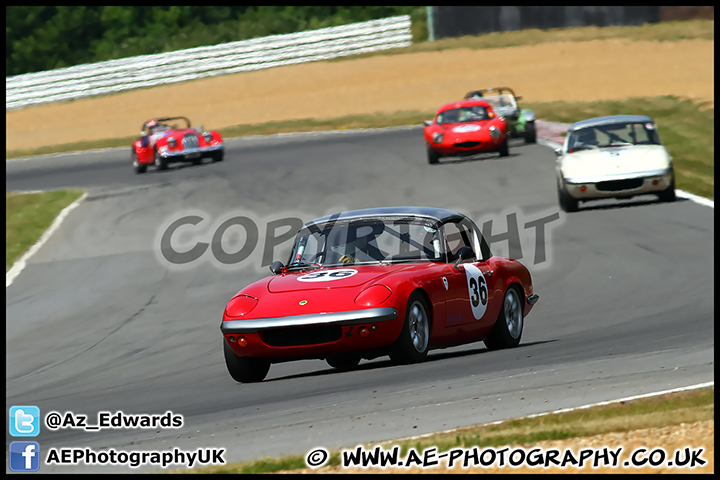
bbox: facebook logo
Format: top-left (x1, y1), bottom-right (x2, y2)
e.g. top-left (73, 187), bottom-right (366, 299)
top-left (9, 405), bottom-right (40, 437)
top-left (9, 441), bottom-right (41, 472)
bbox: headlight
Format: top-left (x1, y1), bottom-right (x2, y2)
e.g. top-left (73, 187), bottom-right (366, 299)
top-left (203, 132), bottom-right (213, 143)
top-left (167, 137), bottom-right (177, 148)
top-left (489, 126), bottom-right (501, 139)
top-left (225, 294), bottom-right (258, 317)
top-left (432, 132), bottom-right (444, 144)
top-left (354, 285), bottom-right (392, 306)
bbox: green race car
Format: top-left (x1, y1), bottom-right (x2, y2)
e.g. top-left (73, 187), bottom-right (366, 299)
top-left (464, 87), bottom-right (536, 143)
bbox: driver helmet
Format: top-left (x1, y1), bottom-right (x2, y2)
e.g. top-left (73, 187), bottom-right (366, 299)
top-left (146, 119), bottom-right (159, 131)
top-left (575, 128), bottom-right (597, 146)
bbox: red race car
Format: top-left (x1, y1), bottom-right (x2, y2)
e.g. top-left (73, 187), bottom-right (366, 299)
top-left (221, 206), bottom-right (539, 383)
top-left (423, 99), bottom-right (510, 164)
top-left (131, 116), bottom-right (224, 174)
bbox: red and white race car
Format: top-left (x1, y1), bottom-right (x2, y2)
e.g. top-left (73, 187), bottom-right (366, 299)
top-left (221, 206), bottom-right (539, 382)
top-left (423, 99), bottom-right (510, 164)
top-left (131, 117), bottom-right (224, 174)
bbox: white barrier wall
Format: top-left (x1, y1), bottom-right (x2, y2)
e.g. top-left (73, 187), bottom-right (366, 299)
top-left (6, 15), bottom-right (412, 111)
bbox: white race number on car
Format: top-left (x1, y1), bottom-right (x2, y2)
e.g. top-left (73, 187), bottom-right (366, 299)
top-left (297, 269), bottom-right (358, 282)
top-left (452, 125), bottom-right (481, 133)
top-left (463, 264), bottom-right (488, 320)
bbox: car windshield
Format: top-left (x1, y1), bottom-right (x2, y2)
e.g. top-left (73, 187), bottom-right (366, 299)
top-left (437, 106), bottom-right (490, 124)
top-left (568, 122), bottom-right (661, 151)
top-left (482, 94), bottom-right (516, 110)
top-left (288, 218), bottom-right (445, 268)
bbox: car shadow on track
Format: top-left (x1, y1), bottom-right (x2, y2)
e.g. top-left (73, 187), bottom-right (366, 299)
top-left (433, 151), bottom-right (521, 166)
top-left (568, 196), bottom-right (689, 214)
top-left (262, 340), bottom-right (555, 383)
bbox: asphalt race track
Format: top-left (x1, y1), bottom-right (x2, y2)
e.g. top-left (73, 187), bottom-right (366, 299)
top-left (6, 128), bottom-right (714, 473)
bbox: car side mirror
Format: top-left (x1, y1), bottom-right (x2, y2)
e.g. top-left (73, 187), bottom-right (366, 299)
top-left (516, 96), bottom-right (523, 101)
top-left (269, 261), bottom-right (285, 275)
top-left (554, 148), bottom-right (562, 156)
top-left (453, 246), bottom-right (475, 269)
top-left (424, 120), bottom-right (432, 126)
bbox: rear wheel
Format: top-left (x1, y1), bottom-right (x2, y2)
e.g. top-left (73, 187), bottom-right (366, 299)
top-left (223, 340), bottom-right (270, 383)
top-left (427, 146), bottom-right (440, 164)
top-left (484, 286), bottom-right (524, 350)
top-left (389, 292), bottom-right (431, 364)
top-left (524, 121), bottom-right (537, 143)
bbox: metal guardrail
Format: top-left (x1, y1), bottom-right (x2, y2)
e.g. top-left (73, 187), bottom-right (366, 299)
top-left (6, 15), bottom-right (412, 111)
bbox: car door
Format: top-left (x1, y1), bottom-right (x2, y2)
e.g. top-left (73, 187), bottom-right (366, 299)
top-left (440, 220), bottom-right (501, 333)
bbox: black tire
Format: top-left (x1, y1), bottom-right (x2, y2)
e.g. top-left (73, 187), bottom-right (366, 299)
top-left (326, 354), bottom-right (361, 370)
top-left (498, 136), bottom-right (509, 157)
top-left (191, 156), bottom-right (202, 166)
top-left (212, 150), bottom-right (224, 163)
top-left (223, 340), bottom-right (270, 383)
top-left (657, 176), bottom-right (676, 203)
top-left (389, 292), bottom-right (431, 364)
top-left (427, 146), bottom-right (440, 165)
top-left (524, 121), bottom-right (537, 144)
top-left (484, 286), bottom-right (524, 350)
top-left (154, 149), bottom-right (168, 171)
top-left (558, 181), bottom-right (578, 212)
top-left (131, 151), bottom-right (146, 174)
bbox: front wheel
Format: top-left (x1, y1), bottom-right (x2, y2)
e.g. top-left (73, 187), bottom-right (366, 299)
top-left (498, 136), bottom-right (509, 157)
top-left (389, 293), bottom-right (431, 364)
top-left (212, 150), bottom-right (224, 162)
top-left (484, 286), bottom-right (524, 350)
top-left (326, 354), bottom-right (361, 370)
top-left (427, 146), bottom-right (440, 165)
top-left (558, 181), bottom-right (578, 212)
top-left (223, 340), bottom-right (270, 383)
top-left (657, 176), bottom-right (676, 203)
top-left (154, 149), bottom-right (168, 171)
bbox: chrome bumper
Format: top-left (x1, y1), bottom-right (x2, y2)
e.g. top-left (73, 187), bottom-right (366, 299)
top-left (221, 307), bottom-right (398, 334)
top-left (161, 144), bottom-right (223, 159)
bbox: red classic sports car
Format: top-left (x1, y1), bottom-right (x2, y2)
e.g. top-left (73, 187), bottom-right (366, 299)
top-left (423, 99), bottom-right (510, 164)
top-left (131, 117), bottom-right (224, 174)
top-left (221, 206), bottom-right (539, 383)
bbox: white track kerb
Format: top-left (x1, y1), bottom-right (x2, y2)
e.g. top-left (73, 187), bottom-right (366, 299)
top-left (6, 192), bottom-right (88, 288)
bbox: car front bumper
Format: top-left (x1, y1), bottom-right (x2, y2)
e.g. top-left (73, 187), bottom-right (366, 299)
top-left (563, 168), bottom-right (673, 200)
top-left (160, 144), bottom-right (223, 160)
top-left (221, 307), bottom-right (401, 359)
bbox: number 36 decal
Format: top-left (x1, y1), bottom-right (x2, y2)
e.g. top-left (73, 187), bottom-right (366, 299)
top-left (297, 269), bottom-right (358, 282)
top-left (463, 264), bottom-right (488, 319)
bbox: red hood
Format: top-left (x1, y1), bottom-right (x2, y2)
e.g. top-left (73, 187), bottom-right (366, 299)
top-left (267, 264), bottom-right (413, 293)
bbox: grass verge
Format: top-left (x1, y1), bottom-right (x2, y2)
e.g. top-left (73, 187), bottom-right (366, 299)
top-left (6, 189), bottom-right (85, 270)
top-left (180, 386), bottom-right (713, 474)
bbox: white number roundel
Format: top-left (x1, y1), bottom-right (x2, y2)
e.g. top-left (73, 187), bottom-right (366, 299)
top-left (297, 269), bottom-right (358, 282)
top-left (463, 264), bottom-right (488, 320)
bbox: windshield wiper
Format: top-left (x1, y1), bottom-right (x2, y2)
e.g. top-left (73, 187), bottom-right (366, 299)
top-left (285, 262), bottom-right (323, 272)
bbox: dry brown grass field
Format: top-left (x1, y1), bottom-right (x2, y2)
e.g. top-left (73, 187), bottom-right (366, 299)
top-left (5, 39), bottom-right (714, 153)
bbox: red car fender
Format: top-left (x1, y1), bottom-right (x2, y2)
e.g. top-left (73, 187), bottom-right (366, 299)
top-left (486, 257), bottom-right (535, 316)
top-left (133, 140), bottom-right (154, 164)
